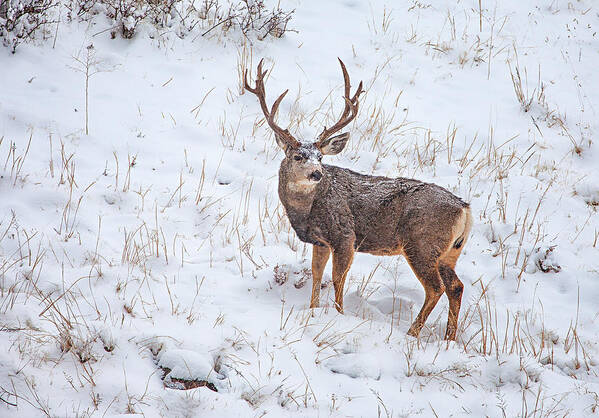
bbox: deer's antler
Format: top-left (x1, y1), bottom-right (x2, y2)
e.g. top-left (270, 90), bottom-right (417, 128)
top-left (315, 58), bottom-right (364, 146)
top-left (244, 59), bottom-right (300, 149)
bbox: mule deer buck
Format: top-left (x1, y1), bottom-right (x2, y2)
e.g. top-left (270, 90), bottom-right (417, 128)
top-left (244, 59), bottom-right (472, 340)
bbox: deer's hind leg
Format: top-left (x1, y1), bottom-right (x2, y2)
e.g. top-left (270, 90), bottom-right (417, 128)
top-left (438, 263), bottom-right (463, 340)
top-left (438, 243), bottom-right (466, 340)
top-left (311, 245), bottom-right (331, 308)
top-left (405, 256), bottom-right (445, 338)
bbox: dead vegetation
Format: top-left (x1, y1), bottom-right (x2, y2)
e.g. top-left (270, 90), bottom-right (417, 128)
top-left (65, 0), bottom-right (294, 40)
top-left (0, 1), bottom-right (597, 416)
top-left (508, 46), bottom-right (586, 156)
top-left (0, 0), bottom-right (58, 53)
top-left (1, 0), bottom-right (294, 51)
top-left (160, 367), bottom-right (218, 391)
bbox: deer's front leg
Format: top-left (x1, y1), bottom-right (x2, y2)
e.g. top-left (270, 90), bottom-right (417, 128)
top-left (331, 244), bottom-right (355, 314)
top-left (311, 244), bottom-right (330, 308)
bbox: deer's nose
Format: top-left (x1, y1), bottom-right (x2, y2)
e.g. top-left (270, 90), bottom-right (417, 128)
top-left (309, 170), bottom-right (323, 181)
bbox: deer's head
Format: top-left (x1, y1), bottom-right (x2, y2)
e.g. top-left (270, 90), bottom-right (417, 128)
top-left (244, 59), bottom-right (363, 191)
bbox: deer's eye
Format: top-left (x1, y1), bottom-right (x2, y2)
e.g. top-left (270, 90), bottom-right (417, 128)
top-left (293, 155), bottom-right (303, 161)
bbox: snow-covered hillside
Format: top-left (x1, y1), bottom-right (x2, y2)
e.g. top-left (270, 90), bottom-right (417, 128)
top-left (1, 0), bottom-right (599, 416)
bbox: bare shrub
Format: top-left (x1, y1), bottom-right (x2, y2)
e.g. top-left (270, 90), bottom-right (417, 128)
top-left (199, 0), bottom-right (295, 41)
top-left (65, 0), bottom-right (294, 40)
top-left (0, 0), bottom-right (57, 53)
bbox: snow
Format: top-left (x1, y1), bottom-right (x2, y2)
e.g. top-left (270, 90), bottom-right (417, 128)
top-left (1, 0), bottom-right (599, 416)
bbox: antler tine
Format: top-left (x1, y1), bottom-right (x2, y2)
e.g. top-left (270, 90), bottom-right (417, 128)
top-left (243, 59), bottom-right (261, 94)
top-left (340, 58), bottom-right (351, 99)
top-left (244, 59), bottom-right (300, 148)
top-left (333, 58), bottom-right (353, 125)
top-left (352, 80), bottom-right (364, 102)
top-left (316, 59), bottom-right (364, 144)
top-left (270, 89), bottom-right (289, 119)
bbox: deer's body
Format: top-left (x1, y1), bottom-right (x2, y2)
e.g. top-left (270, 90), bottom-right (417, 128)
top-left (245, 59), bottom-right (472, 340)
top-left (280, 163), bottom-right (469, 254)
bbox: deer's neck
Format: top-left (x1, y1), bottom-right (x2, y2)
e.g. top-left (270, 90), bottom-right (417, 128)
top-left (278, 166), bottom-right (325, 244)
top-left (278, 177), bottom-right (317, 219)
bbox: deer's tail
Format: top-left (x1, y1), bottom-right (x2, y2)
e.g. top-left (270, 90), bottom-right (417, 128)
top-left (452, 206), bottom-right (472, 249)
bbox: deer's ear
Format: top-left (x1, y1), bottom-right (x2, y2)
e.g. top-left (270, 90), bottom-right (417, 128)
top-left (319, 132), bottom-right (349, 155)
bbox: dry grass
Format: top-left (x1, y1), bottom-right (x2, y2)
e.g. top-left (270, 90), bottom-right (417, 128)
top-left (0, 2), bottom-right (597, 416)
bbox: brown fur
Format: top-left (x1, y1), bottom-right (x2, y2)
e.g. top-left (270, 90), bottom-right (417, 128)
top-left (279, 158), bottom-right (472, 340)
top-left (245, 59), bottom-right (471, 340)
